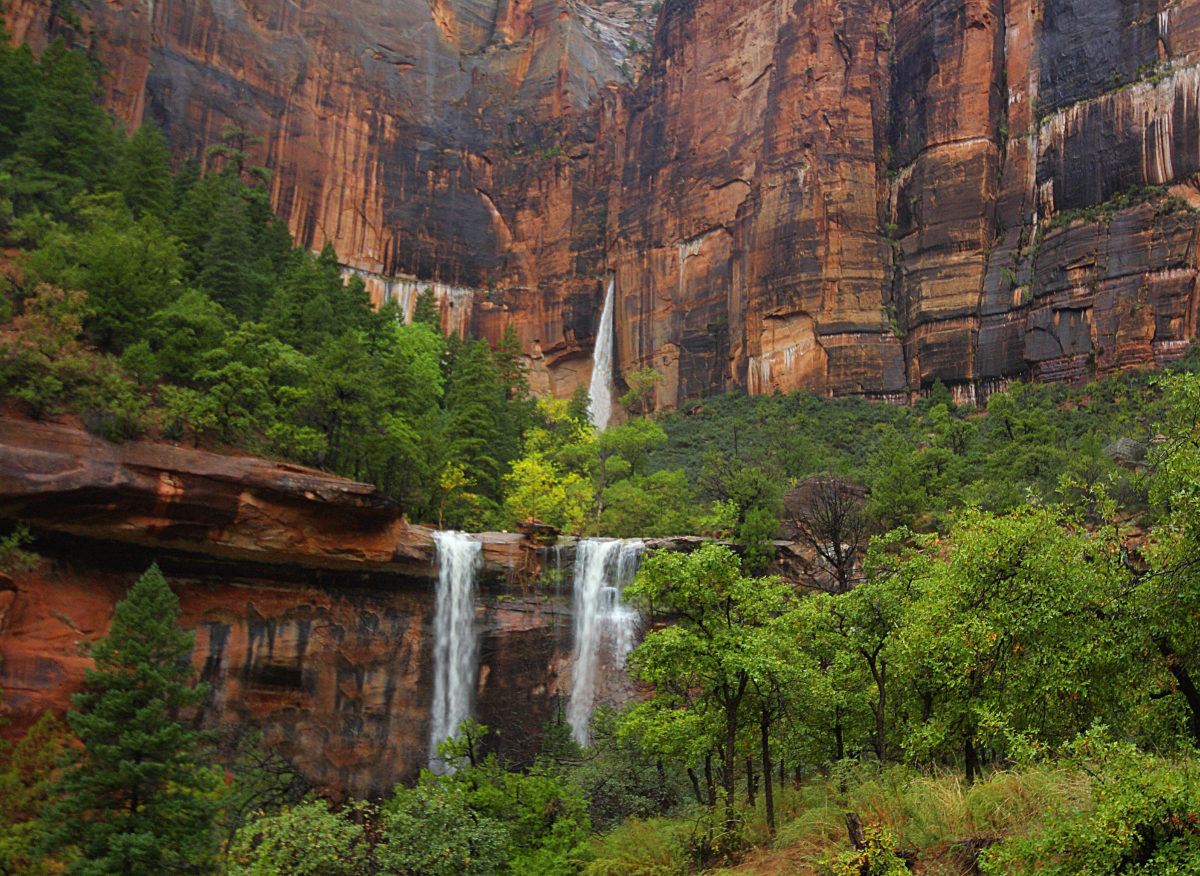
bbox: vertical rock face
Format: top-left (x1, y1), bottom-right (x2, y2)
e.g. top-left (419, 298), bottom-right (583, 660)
top-left (0, 556), bottom-right (572, 797)
top-left (0, 417), bottom-right (581, 795)
top-left (5, 0), bottom-right (1199, 402)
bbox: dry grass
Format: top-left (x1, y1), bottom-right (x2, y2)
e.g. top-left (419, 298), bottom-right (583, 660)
top-left (585, 765), bottom-right (1093, 876)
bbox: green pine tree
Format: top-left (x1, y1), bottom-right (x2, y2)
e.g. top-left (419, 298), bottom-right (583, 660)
top-left (567, 383), bottom-right (592, 425)
top-left (196, 194), bottom-right (264, 319)
top-left (412, 287), bottom-right (440, 329)
top-left (42, 564), bottom-right (219, 875)
top-left (493, 324), bottom-right (529, 402)
top-left (6, 40), bottom-right (118, 216)
top-left (443, 338), bottom-right (504, 508)
top-left (171, 155), bottom-right (201, 210)
top-left (491, 324), bottom-right (535, 481)
top-left (117, 123), bottom-right (173, 221)
top-left (0, 18), bottom-right (38, 162)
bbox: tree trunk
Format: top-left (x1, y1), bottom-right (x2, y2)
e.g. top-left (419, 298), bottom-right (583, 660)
top-left (964, 734), bottom-right (980, 785)
top-left (704, 751), bottom-right (716, 808)
top-left (761, 710), bottom-right (776, 834)
top-left (845, 812), bottom-right (866, 850)
top-left (723, 709), bottom-right (738, 831)
top-left (834, 707), bottom-right (845, 761)
top-left (1159, 640), bottom-right (1200, 746)
top-left (688, 767), bottom-right (704, 805)
top-left (779, 758), bottom-right (785, 789)
top-left (746, 756), bottom-right (756, 807)
top-left (870, 657), bottom-right (887, 762)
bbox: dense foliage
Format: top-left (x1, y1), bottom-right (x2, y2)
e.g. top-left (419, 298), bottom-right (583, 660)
top-left (0, 29), bottom-right (542, 530)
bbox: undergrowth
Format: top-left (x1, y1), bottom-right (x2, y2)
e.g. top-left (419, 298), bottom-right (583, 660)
top-left (582, 762), bottom-right (1117, 875)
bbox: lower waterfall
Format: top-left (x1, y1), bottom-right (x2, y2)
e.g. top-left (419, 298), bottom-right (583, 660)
top-left (429, 531), bottom-right (482, 770)
top-left (567, 538), bottom-right (644, 745)
top-left (587, 277), bottom-right (616, 431)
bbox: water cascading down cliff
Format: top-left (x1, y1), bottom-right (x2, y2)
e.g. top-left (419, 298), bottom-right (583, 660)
top-left (586, 278), bottom-right (616, 432)
top-left (566, 538), bottom-right (644, 745)
top-left (428, 531), bottom-right (482, 770)
top-left (425, 532), bottom-right (645, 757)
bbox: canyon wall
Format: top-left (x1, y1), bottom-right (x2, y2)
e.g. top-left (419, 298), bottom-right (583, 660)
top-left (0, 553), bottom-right (572, 797)
top-left (5, 0), bottom-right (1199, 403)
top-left (0, 418), bottom-right (682, 795)
top-left (0, 417), bottom-right (569, 795)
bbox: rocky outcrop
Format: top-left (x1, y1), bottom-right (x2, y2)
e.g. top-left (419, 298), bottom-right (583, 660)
top-left (0, 416), bottom-right (570, 795)
top-left (0, 417), bottom-right (536, 580)
top-left (0, 418), bottom-right (810, 794)
top-left (4, 0), bottom-right (1199, 403)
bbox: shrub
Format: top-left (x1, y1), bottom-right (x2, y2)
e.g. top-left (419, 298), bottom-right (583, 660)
top-left (227, 800), bottom-right (373, 876)
top-left (582, 817), bottom-right (692, 876)
top-left (981, 734), bottom-right (1200, 874)
top-left (377, 781), bottom-right (508, 876)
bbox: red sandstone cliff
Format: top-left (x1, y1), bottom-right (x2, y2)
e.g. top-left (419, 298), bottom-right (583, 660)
top-left (0, 417), bottom-right (566, 795)
top-left (0, 418), bottom-right (797, 794)
top-left (4, 0), bottom-right (1198, 403)
top-left (0, 417), bottom-right (537, 577)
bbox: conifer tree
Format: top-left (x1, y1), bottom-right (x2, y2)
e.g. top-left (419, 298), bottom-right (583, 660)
top-left (412, 287), bottom-right (440, 330)
top-left (7, 40), bottom-right (117, 216)
top-left (171, 155), bottom-right (200, 210)
top-left (43, 564), bottom-right (219, 875)
top-left (0, 712), bottom-right (68, 875)
top-left (492, 323), bottom-right (535, 472)
top-left (492, 324), bottom-right (528, 402)
top-left (567, 383), bottom-right (592, 426)
top-left (117, 123), bottom-right (173, 221)
top-left (197, 194), bottom-right (262, 319)
top-left (0, 19), bottom-right (38, 161)
top-left (443, 338), bottom-right (504, 503)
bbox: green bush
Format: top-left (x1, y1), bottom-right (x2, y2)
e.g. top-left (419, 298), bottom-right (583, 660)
top-left (228, 800), bottom-right (373, 876)
top-left (581, 817), bottom-right (693, 876)
top-left (982, 734), bottom-right (1200, 874)
top-left (828, 825), bottom-right (910, 876)
top-left (378, 781), bottom-right (508, 876)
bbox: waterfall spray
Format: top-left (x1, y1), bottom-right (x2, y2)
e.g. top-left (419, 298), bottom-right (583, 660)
top-left (587, 277), bottom-right (616, 431)
top-left (567, 538), bottom-right (644, 745)
top-left (429, 531), bottom-right (482, 770)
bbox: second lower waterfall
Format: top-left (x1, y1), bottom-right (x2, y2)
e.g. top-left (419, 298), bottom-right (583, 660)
top-left (428, 531), bottom-right (482, 770)
top-left (567, 538), bottom-right (644, 745)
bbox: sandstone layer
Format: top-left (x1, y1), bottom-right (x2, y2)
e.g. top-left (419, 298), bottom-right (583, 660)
top-left (0, 417), bottom-right (565, 794)
top-left (0, 417), bottom-right (805, 794)
top-left (0, 417), bottom-right (535, 579)
top-left (0, 550), bottom-right (573, 797)
top-left (5, 0), bottom-right (1200, 402)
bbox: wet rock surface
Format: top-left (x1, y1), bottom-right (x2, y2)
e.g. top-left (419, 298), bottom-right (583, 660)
top-left (0, 548), bottom-right (573, 796)
top-left (0, 417), bottom-right (575, 794)
top-left (4, 0), bottom-right (1198, 403)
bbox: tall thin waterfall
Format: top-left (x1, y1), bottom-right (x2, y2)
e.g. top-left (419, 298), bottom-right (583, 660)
top-left (587, 277), bottom-right (616, 431)
top-left (429, 531), bottom-right (482, 769)
top-left (567, 538), bottom-right (644, 745)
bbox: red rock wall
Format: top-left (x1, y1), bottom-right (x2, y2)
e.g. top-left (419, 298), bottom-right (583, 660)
top-left (0, 417), bottom-right (566, 795)
top-left (0, 552), bottom-right (573, 797)
top-left (5, 0), bottom-right (1199, 402)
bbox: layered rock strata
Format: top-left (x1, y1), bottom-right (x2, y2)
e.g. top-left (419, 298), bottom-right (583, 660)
top-left (4, 0), bottom-right (1200, 401)
top-left (0, 418), bottom-right (535, 579)
top-left (0, 416), bottom-right (565, 795)
top-left (0, 417), bottom-right (806, 794)
top-left (0, 545), bottom-right (572, 797)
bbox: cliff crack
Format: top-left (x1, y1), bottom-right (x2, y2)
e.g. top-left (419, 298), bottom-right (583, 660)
top-left (747, 62), bottom-right (774, 92)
